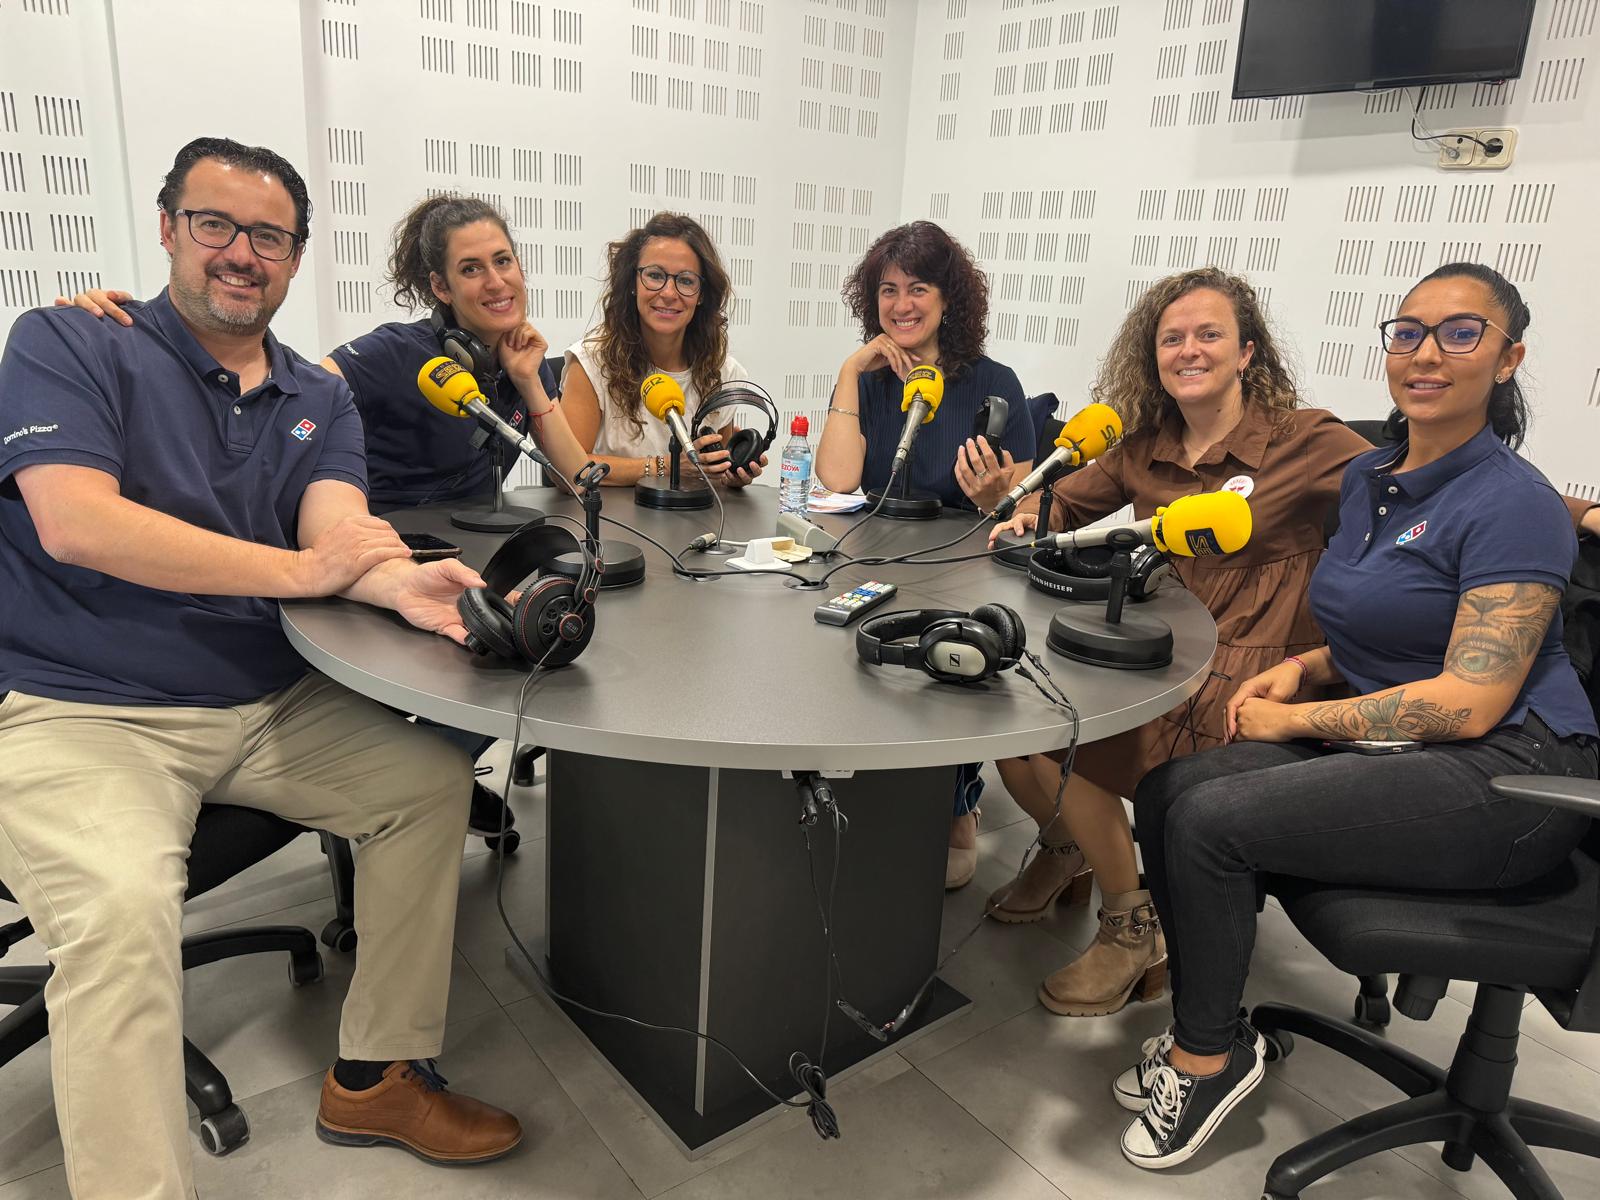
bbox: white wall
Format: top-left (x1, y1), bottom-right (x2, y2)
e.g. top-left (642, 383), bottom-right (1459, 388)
top-left (900, 0), bottom-right (1600, 503)
top-left (2, 0), bottom-right (1596, 500)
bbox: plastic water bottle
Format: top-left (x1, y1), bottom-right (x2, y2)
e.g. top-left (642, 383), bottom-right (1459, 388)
top-left (778, 415), bottom-right (812, 517)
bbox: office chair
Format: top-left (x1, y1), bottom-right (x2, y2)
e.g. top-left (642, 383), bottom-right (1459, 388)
top-left (1, 805), bottom-right (326, 1157)
top-left (1251, 544), bottom-right (1600, 1199)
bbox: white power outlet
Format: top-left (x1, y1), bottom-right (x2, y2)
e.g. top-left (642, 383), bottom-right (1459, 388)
top-left (1437, 127), bottom-right (1518, 170)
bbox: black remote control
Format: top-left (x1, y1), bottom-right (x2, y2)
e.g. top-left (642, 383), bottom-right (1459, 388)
top-left (813, 580), bottom-right (898, 626)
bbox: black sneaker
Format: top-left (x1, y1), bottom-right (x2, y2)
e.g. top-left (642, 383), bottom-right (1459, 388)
top-left (467, 782), bottom-right (515, 839)
top-left (1119, 1033), bottom-right (1264, 1169)
top-left (1112, 1016), bottom-right (1263, 1111)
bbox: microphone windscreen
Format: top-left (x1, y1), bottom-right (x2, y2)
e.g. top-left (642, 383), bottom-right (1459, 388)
top-left (641, 372), bottom-right (687, 420)
top-left (901, 364), bottom-right (944, 422)
top-left (417, 356), bottom-right (480, 418)
top-left (1154, 490), bottom-right (1252, 558)
top-left (1054, 402), bottom-right (1123, 466)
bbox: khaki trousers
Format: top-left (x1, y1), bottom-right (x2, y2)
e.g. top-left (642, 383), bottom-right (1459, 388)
top-left (0, 673), bottom-right (472, 1200)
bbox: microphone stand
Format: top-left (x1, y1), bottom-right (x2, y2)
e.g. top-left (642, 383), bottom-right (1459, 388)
top-left (634, 428), bottom-right (713, 511)
top-left (993, 462), bottom-right (1067, 571)
top-left (547, 463), bottom-right (648, 589)
top-left (1045, 528), bottom-right (1174, 670)
top-left (865, 436), bottom-right (941, 521)
top-left (451, 431), bottom-right (545, 533)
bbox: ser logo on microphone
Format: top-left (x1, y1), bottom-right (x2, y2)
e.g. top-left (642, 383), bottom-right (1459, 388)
top-left (426, 358), bottom-right (467, 390)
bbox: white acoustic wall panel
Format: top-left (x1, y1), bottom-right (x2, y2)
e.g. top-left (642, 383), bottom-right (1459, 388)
top-left (0, 0), bottom-right (137, 343)
top-left (5, 1), bottom-right (1596, 499)
top-left (902, 0), bottom-right (1600, 501)
top-left (296, 0), bottom-right (917, 487)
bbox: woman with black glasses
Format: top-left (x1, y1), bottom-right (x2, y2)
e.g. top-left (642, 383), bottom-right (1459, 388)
top-left (1112, 262), bottom-right (1598, 1171)
top-left (560, 212), bottom-right (765, 487)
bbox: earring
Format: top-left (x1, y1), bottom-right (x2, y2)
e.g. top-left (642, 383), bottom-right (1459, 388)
top-left (1496, 372), bottom-right (1510, 383)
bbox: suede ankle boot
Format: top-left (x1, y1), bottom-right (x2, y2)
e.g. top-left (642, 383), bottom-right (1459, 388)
top-left (985, 840), bottom-right (1094, 923)
top-left (1038, 888), bottom-right (1167, 1017)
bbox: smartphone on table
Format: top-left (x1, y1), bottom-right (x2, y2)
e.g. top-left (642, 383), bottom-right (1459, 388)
top-left (400, 532), bottom-right (463, 561)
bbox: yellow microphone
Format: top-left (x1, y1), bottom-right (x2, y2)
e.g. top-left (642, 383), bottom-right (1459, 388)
top-left (640, 372), bottom-right (700, 462)
top-left (1046, 490), bottom-right (1252, 559)
top-left (416, 356), bottom-right (555, 472)
top-left (992, 402), bottom-right (1125, 519)
top-left (893, 364), bottom-right (945, 471)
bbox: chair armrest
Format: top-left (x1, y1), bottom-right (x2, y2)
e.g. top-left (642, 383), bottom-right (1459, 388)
top-left (1490, 775), bottom-right (1600, 817)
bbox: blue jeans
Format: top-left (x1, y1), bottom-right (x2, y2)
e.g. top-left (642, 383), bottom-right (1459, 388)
top-left (954, 762), bottom-right (984, 817)
top-left (1133, 715), bottom-right (1597, 1056)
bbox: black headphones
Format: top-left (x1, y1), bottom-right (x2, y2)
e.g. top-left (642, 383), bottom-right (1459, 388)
top-left (856, 605), bottom-right (1026, 685)
top-left (693, 381), bottom-right (779, 475)
top-left (457, 521), bottom-right (601, 668)
top-left (973, 395), bottom-right (1009, 444)
top-left (1026, 544), bottom-right (1173, 603)
top-left (431, 305), bottom-right (499, 382)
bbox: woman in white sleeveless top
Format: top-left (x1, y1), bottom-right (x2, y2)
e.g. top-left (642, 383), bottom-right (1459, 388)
top-left (562, 212), bottom-right (764, 487)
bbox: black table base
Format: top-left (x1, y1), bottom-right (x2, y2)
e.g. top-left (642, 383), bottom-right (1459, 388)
top-left (537, 751), bottom-right (971, 1153)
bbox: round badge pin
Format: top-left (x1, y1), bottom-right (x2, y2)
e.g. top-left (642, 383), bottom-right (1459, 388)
top-left (1222, 474), bottom-right (1254, 498)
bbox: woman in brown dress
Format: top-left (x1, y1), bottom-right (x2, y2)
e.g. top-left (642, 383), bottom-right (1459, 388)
top-left (987, 267), bottom-right (1373, 1017)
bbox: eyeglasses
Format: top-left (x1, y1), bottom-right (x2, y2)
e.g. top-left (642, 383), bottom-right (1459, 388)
top-left (1379, 315), bottom-right (1513, 356)
top-left (636, 265), bottom-right (702, 297)
top-left (174, 209), bottom-right (303, 262)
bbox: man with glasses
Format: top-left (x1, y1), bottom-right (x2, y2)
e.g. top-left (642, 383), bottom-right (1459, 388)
top-left (0, 138), bottom-right (522, 1198)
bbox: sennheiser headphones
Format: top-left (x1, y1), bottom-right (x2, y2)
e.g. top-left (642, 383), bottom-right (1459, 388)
top-left (430, 305), bottom-right (499, 382)
top-left (1026, 543), bottom-right (1173, 603)
top-left (694, 380), bottom-right (779, 475)
top-left (457, 521), bottom-right (600, 667)
top-left (972, 395), bottom-right (1009, 444)
top-left (855, 605), bottom-right (1026, 685)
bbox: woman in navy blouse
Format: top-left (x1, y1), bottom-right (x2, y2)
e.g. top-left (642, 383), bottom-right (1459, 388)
top-left (1111, 263), bottom-right (1599, 1171)
top-left (814, 220), bottom-right (1036, 887)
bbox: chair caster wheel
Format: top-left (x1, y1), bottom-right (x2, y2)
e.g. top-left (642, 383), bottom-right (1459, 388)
top-left (289, 950), bottom-right (324, 987)
top-left (485, 829), bottom-right (521, 855)
top-left (1262, 1031), bottom-right (1294, 1062)
top-left (198, 1104), bottom-right (250, 1156)
top-left (511, 745), bottom-right (546, 787)
top-left (320, 919), bottom-right (358, 954)
top-left (1353, 992), bottom-right (1391, 1027)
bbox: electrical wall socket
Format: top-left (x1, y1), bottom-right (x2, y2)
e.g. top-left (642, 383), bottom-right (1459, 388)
top-left (1437, 126), bottom-right (1518, 170)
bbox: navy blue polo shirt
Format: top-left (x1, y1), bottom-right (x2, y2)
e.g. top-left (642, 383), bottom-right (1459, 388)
top-left (328, 319), bottom-right (557, 512)
top-left (858, 355), bottom-right (1033, 511)
top-left (0, 289), bottom-right (367, 707)
top-left (1310, 424), bottom-right (1596, 738)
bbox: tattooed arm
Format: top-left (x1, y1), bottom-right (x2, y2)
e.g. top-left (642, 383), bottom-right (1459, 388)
top-left (1232, 581), bottom-right (1561, 744)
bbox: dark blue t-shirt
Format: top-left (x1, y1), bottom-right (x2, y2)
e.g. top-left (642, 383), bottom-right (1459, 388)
top-left (1310, 424), bottom-right (1596, 738)
top-left (857, 355), bottom-right (1033, 510)
top-left (327, 319), bottom-right (556, 511)
top-left (0, 290), bottom-right (367, 707)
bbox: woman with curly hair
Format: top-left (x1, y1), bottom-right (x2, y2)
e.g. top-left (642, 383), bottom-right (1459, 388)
top-left (816, 221), bottom-right (1037, 888)
top-left (561, 212), bottom-right (764, 487)
top-left (986, 267), bottom-right (1372, 1018)
top-left (816, 220), bottom-right (1036, 515)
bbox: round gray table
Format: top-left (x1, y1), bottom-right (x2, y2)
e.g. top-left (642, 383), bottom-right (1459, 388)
top-left (282, 486), bottom-right (1217, 770)
top-left (281, 484), bottom-right (1217, 1156)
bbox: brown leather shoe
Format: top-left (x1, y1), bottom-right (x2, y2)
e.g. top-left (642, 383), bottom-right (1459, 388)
top-left (316, 1060), bottom-right (522, 1164)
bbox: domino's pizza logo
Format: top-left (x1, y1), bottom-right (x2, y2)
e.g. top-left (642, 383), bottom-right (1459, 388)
top-left (290, 418), bottom-right (317, 442)
top-left (1396, 520), bottom-right (1427, 546)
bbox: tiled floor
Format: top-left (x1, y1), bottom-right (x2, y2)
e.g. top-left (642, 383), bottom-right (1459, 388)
top-left (3, 754), bottom-right (1597, 1199)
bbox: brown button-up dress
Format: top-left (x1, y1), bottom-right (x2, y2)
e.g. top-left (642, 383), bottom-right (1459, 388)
top-left (1039, 402), bottom-right (1372, 796)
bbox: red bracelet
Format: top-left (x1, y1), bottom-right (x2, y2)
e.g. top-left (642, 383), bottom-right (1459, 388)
top-left (1284, 655), bottom-right (1308, 686)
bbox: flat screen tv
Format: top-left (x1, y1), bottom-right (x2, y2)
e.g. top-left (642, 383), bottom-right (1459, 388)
top-left (1233, 0), bottom-right (1538, 100)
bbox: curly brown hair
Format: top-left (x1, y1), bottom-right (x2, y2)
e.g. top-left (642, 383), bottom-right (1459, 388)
top-left (841, 221), bottom-right (988, 379)
top-left (385, 193), bottom-right (514, 313)
top-left (590, 212), bottom-right (731, 438)
top-left (1093, 267), bottom-right (1301, 436)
